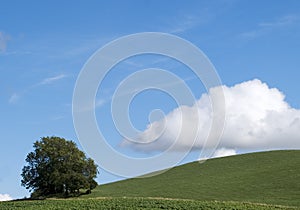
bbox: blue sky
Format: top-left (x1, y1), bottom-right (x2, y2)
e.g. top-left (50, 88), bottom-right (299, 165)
top-left (1, 0), bottom-right (300, 199)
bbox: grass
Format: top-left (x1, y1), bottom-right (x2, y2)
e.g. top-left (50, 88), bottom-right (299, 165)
top-left (83, 150), bottom-right (300, 207)
top-left (0, 197), bottom-right (297, 210)
top-left (1, 150), bottom-right (299, 209)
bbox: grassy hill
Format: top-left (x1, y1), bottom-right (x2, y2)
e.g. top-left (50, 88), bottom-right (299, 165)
top-left (1, 150), bottom-right (299, 210)
top-left (83, 150), bottom-right (300, 207)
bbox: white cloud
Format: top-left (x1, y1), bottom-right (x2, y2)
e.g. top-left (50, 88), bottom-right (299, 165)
top-left (169, 15), bottom-right (201, 34)
top-left (73, 97), bottom-right (109, 113)
top-left (39, 74), bottom-right (66, 85)
top-left (0, 32), bottom-right (10, 53)
top-left (212, 148), bottom-right (237, 158)
top-left (8, 74), bottom-right (67, 104)
top-left (259, 15), bottom-right (299, 27)
top-left (121, 79), bottom-right (300, 154)
top-left (96, 98), bottom-right (107, 108)
top-left (241, 14), bottom-right (299, 39)
top-left (164, 11), bottom-right (214, 34)
top-left (8, 93), bottom-right (20, 104)
top-left (0, 194), bottom-right (12, 201)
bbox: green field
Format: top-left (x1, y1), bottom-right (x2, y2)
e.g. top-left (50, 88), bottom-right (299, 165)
top-left (1, 150), bottom-right (299, 209)
top-left (0, 198), bottom-right (297, 210)
top-left (84, 150), bottom-right (300, 207)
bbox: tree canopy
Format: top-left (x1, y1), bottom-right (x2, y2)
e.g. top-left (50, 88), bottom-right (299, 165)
top-left (21, 136), bottom-right (98, 198)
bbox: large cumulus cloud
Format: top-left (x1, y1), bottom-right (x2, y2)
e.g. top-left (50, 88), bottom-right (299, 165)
top-left (121, 79), bottom-right (300, 154)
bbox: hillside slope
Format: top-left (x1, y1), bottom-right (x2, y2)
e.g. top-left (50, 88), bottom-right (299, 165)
top-left (85, 150), bottom-right (300, 207)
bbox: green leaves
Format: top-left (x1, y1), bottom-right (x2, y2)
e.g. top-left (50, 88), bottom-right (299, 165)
top-left (21, 136), bottom-right (98, 197)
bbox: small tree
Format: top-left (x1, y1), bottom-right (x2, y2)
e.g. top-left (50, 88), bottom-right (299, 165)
top-left (21, 136), bottom-right (98, 197)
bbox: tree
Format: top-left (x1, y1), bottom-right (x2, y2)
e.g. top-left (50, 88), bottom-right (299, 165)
top-left (21, 136), bottom-right (98, 198)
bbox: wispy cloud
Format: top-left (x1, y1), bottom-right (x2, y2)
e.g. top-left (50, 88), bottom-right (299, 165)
top-left (123, 56), bottom-right (178, 70)
top-left (0, 32), bottom-right (11, 53)
top-left (77, 75), bottom-right (197, 112)
top-left (58, 36), bottom-right (117, 60)
top-left (259, 15), bottom-right (299, 27)
top-left (73, 98), bottom-right (108, 113)
top-left (39, 74), bottom-right (66, 85)
top-left (113, 75), bottom-right (197, 101)
top-left (8, 93), bottom-right (20, 104)
top-left (168, 15), bottom-right (201, 34)
top-left (96, 98), bottom-right (107, 108)
top-left (241, 14), bottom-right (299, 39)
top-left (8, 74), bottom-right (67, 104)
top-left (163, 5), bottom-right (223, 35)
